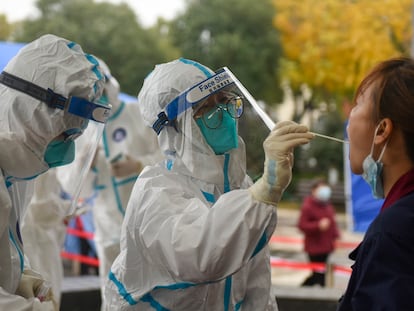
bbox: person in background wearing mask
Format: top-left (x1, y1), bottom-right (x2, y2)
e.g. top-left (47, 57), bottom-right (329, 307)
top-left (105, 58), bottom-right (314, 310)
top-left (337, 57), bottom-right (414, 310)
top-left (0, 34), bottom-right (109, 310)
top-left (90, 58), bottom-right (162, 310)
top-left (298, 178), bottom-right (340, 287)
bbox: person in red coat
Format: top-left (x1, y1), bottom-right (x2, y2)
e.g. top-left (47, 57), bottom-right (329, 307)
top-left (298, 178), bottom-right (340, 286)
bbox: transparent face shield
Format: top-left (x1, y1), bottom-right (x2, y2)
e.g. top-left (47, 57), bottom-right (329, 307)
top-left (0, 71), bottom-right (111, 215)
top-left (226, 69), bottom-right (271, 180)
top-left (57, 120), bottom-right (107, 215)
top-left (153, 67), bottom-right (271, 182)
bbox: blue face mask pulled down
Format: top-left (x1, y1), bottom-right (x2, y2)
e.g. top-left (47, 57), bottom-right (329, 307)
top-left (195, 109), bottom-right (238, 155)
top-left (361, 125), bottom-right (388, 199)
top-left (44, 140), bottom-right (76, 168)
top-left (362, 155), bottom-right (384, 198)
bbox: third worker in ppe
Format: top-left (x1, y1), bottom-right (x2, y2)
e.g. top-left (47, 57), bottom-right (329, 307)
top-left (90, 58), bottom-right (162, 310)
top-left (105, 58), bottom-right (314, 310)
top-left (21, 169), bottom-right (71, 308)
top-left (0, 34), bottom-right (109, 310)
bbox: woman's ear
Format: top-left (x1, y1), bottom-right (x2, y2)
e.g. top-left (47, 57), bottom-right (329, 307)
top-left (375, 118), bottom-right (393, 144)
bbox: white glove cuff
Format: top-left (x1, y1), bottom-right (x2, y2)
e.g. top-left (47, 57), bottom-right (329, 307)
top-left (249, 177), bottom-right (282, 207)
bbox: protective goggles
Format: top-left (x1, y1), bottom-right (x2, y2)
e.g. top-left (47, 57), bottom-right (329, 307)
top-left (193, 91), bottom-right (244, 129)
top-left (0, 71), bottom-right (111, 125)
top-left (153, 67), bottom-right (247, 134)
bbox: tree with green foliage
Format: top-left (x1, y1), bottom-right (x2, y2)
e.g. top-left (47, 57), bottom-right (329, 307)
top-left (169, 0), bottom-right (283, 105)
top-left (301, 109), bottom-right (344, 174)
top-left (13, 0), bottom-right (179, 95)
top-left (0, 14), bottom-right (12, 40)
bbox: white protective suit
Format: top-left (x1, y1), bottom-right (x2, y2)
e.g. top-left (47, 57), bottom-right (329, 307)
top-left (21, 169), bottom-right (69, 308)
top-left (0, 34), bottom-right (104, 310)
top-left (91, 59), bottom-right (162, 310)
top-left (105, 58), bottom-right (279, 310)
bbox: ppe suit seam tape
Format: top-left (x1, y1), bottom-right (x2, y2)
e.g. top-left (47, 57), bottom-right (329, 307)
top-left (108, 271), bottom-right (138, 305)
top-left (224, 276), bottom-right (232, 311)
top-left (223, 154), bottom-right (231, 193)
top-left (179, 58), bottom-right (213, 78)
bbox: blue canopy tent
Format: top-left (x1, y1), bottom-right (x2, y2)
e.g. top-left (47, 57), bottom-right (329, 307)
top-left (119, 91), bottom-right (137, 103)
top-left (0, 41), bottom-right (26, 70)
top-left (0, 41), bottom-right (137, 102)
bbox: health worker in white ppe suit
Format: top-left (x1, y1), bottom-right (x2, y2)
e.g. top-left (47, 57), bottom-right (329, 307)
top-left (90, 58), bottom-right (162, 310)
top-left (0, 34), bottom-right (110, 310)
top-left (105, 58), bottom-right (314, 310)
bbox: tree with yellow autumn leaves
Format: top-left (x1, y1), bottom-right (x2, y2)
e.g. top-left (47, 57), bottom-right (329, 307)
top-left (273, 0), bottom-right (412, 102)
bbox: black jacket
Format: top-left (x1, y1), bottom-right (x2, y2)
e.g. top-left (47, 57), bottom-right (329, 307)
top-left (337, 192), bottom-right (414, 311)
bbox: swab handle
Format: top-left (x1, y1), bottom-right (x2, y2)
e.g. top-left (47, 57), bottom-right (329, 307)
top-left (310, 132), bottom-right (347, 143)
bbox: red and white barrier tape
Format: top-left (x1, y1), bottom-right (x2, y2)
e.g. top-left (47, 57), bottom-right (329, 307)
top-left (270, 256), bottom-right (352, 274)
top-left (270, 236), bottom-right (360, 249)
top-left (63, 228), bottom-right (355, 273)
top-left (61, 251), bottom-right (100, 267)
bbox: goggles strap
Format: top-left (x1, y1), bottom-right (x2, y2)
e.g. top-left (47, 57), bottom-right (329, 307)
top-left (153, 112), bottom-right (169, 135)
top-left (152, 112), bottom-right (178, 135)
top-left (0, 71), bottom-right (67, 110)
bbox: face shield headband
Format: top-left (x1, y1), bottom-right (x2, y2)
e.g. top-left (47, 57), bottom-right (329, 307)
top-left (153, 67), bottom-right (242, 135)
top-left (0, 71), bottom-right (111, 128)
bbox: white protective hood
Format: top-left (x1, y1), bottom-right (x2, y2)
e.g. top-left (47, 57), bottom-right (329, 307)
top-left (138, 58), bottom-right (247, 187)
top-left (0, 34), bottom-right (105, 179)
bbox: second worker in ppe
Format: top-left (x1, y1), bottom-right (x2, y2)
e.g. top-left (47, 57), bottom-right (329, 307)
top-left (105, 58), bottom-right (314, 310)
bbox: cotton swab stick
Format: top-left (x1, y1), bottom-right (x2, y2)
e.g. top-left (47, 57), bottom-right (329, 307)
top-left (310, 132), bottom-right (348, 143)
